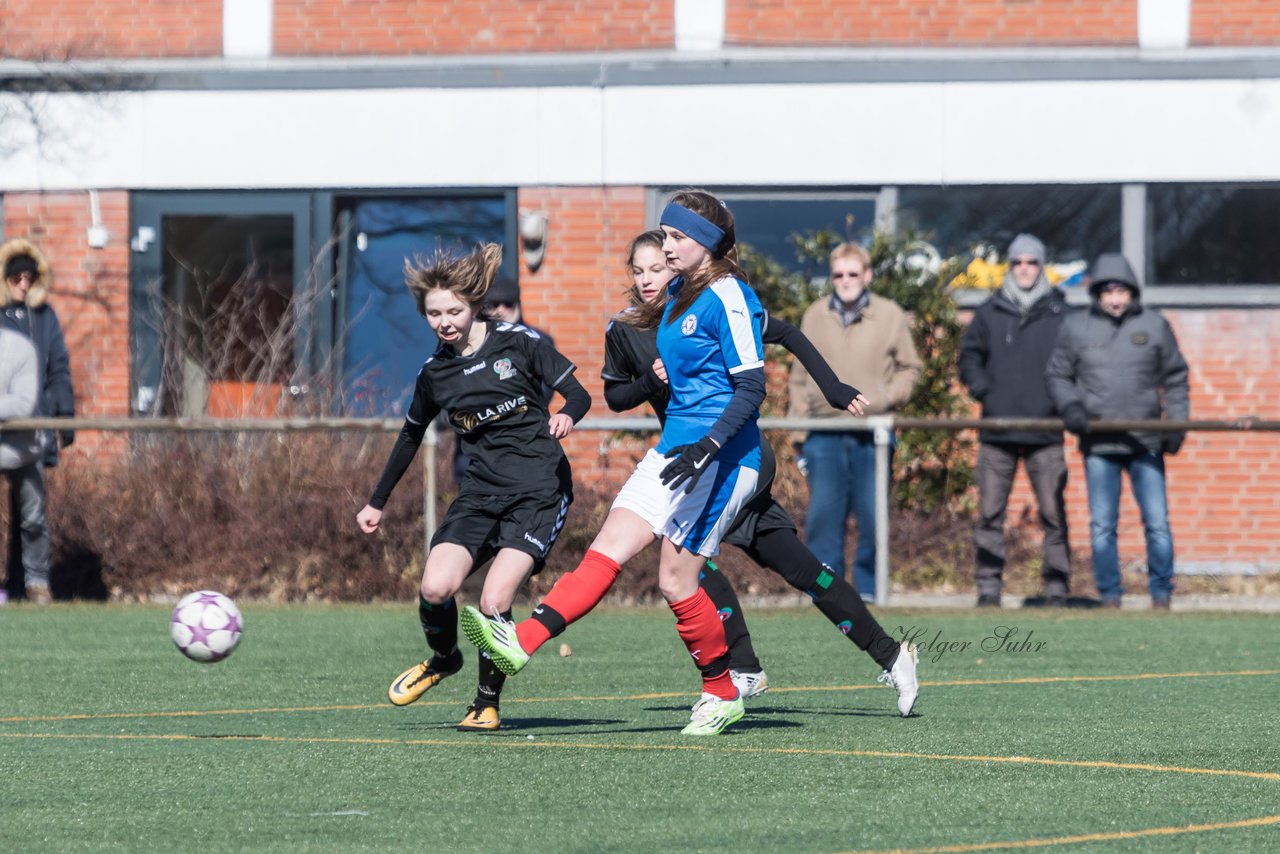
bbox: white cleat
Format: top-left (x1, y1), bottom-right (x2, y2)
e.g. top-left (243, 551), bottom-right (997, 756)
top-left (730, 669), bottom-right (769, 699)
top-left (877, 642), bottom-right (919, 717)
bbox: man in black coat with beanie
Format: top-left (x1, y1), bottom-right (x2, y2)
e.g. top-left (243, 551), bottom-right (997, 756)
top-left (959, 234), bottom-right (1071, 608)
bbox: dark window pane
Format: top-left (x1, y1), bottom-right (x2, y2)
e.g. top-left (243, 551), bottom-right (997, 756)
top-left (1149, 184), bottom-right (1280, 284)
top-left (339, 196), bottom-right (507, 416)
top-left (723, 195), bottom-right (877, 279)
top-left (896, 185), bottom-right (1122, 283)
top-left (160, 214), bottom-right (295, 417)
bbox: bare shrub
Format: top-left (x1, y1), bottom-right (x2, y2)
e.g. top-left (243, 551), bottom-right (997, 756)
top-left (43, 431), bottom-right (426, 602)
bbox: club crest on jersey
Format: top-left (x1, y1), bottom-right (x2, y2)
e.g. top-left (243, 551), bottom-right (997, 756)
top-left (681, 314), bottom-right (697, 335)
top-left (493, 357), bottom-right (517, 380)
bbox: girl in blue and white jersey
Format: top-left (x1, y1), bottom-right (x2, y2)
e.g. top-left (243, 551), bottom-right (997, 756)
top-left (462, 190), bottom-right (766, 735)
top-left (602, 230), bottom-right (919, 717)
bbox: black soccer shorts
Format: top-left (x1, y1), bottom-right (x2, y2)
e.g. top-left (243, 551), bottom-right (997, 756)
top-left (431, 487), bottom-right (572, 575)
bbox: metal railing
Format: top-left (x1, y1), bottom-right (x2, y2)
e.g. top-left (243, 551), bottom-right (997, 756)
top-left (4, 415), bottom-right (1276, 606)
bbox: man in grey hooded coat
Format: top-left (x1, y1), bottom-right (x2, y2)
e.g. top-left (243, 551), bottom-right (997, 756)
top-left (1045, 253), bottom-right (1190, 609)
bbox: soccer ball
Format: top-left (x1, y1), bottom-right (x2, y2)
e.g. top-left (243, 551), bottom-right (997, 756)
top-left (169, 590), bottom-right (244, 663)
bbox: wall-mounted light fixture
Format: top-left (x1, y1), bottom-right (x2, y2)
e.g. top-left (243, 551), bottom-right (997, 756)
top-left (86, 189), bottom-right (109, 249)
top-left (520, 211), bottom-right (548, 272)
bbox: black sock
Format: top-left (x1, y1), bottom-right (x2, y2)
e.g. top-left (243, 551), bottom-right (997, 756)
top-left (698, 560), bottom-right (761, 672)
top-left (419, 595), bottom-right (460, 661)
top-left (475, 609), bottom-right (511, 707)
top-left (530, 602), bottom-right (568, 639)
top-left (747, 528), bottom-right (899, 670)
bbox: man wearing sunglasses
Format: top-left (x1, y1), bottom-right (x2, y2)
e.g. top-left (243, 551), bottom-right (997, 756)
top-left (787, 242), bottom-right (921, 601)
top-left (959, 234), bottom-right (1071, 608)
top-left (0, 239), bottom-right (75, 605)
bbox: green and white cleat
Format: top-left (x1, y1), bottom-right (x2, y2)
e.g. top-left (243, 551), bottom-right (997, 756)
top-left (680, 692), bottom-right (745, 736)
top-left (460, 605), bottom-right (530, 676)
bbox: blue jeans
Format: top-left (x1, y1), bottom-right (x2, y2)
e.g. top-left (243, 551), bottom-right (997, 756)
top-left (802, 431), bottom-right (891, 598)
top-left (1084, 452), bottom-right (1174, 602)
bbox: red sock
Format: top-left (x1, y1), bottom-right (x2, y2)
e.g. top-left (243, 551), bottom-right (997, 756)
top-left (516, 549), bottom-right (622, 654)
top-left (669, 588), bottom-right (736, 700)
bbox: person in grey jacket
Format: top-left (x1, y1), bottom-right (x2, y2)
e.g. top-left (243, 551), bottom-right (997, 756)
top-left (0, 326), bottom-right (46, 603)
top-left (0, 239), bottom-right (74, 604)
top-left (959, 234), bottom-right (1070, 608)
top-left (1045, 253), bottom-right (1190, 609)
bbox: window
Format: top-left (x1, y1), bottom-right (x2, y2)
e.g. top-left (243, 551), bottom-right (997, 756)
top-left (722, 193), bottom-right (878, 279)
top-left (338, 195), bottom-right (510, 416)
top-left (895, 185), bottom-right (1122, 286)
top-left (1148, 184), bottom-right (1280, 285)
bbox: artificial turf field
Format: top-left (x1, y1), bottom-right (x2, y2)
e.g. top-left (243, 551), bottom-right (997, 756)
top-left (2, 603), bottom-right (1278, 853)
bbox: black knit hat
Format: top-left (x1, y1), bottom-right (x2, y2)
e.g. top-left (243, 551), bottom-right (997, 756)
top-left (4, 254), bottom-right (38, 280)
top-left (486, 273), bottom-right (520, 306)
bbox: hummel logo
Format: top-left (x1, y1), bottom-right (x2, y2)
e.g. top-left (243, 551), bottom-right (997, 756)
top-left (463, 361), bottom-right (488, 376)
top-left (524, 531), bottom-right (546, 551)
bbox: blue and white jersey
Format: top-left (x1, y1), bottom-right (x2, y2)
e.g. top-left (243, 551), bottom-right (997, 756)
top-left (656, 275), bottom-right (765, 459)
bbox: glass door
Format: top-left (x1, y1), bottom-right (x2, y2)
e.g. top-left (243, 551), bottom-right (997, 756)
top-left (129, 193), bottom-right (313, 417)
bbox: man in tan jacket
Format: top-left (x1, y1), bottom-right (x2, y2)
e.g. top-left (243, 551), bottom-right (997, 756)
top-left (787, 242), bottom-right (921, 599)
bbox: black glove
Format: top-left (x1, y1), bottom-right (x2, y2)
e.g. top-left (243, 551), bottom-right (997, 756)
top-left (660, 436), bottom-right (720, 494)
top-left (1162, 432), bottom-right (1185, 456)
top-left (825, 381), bottom-right (863, 411)
top-left (1060, 403), bottom-right (1090, 437)
top-left (59, 430), bottom-right (75, 449)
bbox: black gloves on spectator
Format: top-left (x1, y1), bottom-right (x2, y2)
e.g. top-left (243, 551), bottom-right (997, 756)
top-left (1162, 432), bottom-right (1186, 456)
top-left (1060, 403), bottom-right (1090, 437)
top-left (660, 436), bottom-right (719, 494)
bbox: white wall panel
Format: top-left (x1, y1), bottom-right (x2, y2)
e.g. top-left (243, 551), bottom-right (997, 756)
top-left (4, 78), bottom-right (1280, 191)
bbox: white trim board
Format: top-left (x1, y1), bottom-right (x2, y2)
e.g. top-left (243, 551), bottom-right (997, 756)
top-left (5, 77), bottom-right (1280, 190)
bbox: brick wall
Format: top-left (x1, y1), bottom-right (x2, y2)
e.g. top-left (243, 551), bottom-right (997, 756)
top-left (999, 308), bottom-right (1280, 574)
top-left (12, 1), bottom-right (1280, 62)
top-left (1190, 0), bottom-right (1280, 45)
top-left (724, 0), bottom-right (1137, 47)
top-left (1, 0), bottom-right (222, 59)
top-left (514, 186), bottom-right (651, 486)
top-left (2, 192), bottom-right (132, 462)
top-left (273, 0), bottom-right (674, 56)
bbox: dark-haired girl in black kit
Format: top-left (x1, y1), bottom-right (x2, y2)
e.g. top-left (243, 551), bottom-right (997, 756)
top-left (604, 230), bottom-right (919, 715)
top-left (356, 242), bottom-right (591, 732)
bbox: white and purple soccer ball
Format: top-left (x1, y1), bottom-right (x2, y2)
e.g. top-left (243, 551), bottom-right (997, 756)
top-left (169, 590), bottom-right (243, 663)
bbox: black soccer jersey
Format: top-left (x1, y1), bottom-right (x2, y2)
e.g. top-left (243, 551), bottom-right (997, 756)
top-left (409, 322), bottom-right (576, 493)
top-left (603, 308), bottom-right (670, 421)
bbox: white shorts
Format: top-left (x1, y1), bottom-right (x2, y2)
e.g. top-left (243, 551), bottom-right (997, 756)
top-left (611, 448), bottom-right (760, 558)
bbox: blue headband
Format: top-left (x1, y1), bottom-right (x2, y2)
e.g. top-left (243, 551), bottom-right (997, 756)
top-left (660, 203), bottom-right (725, 252)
